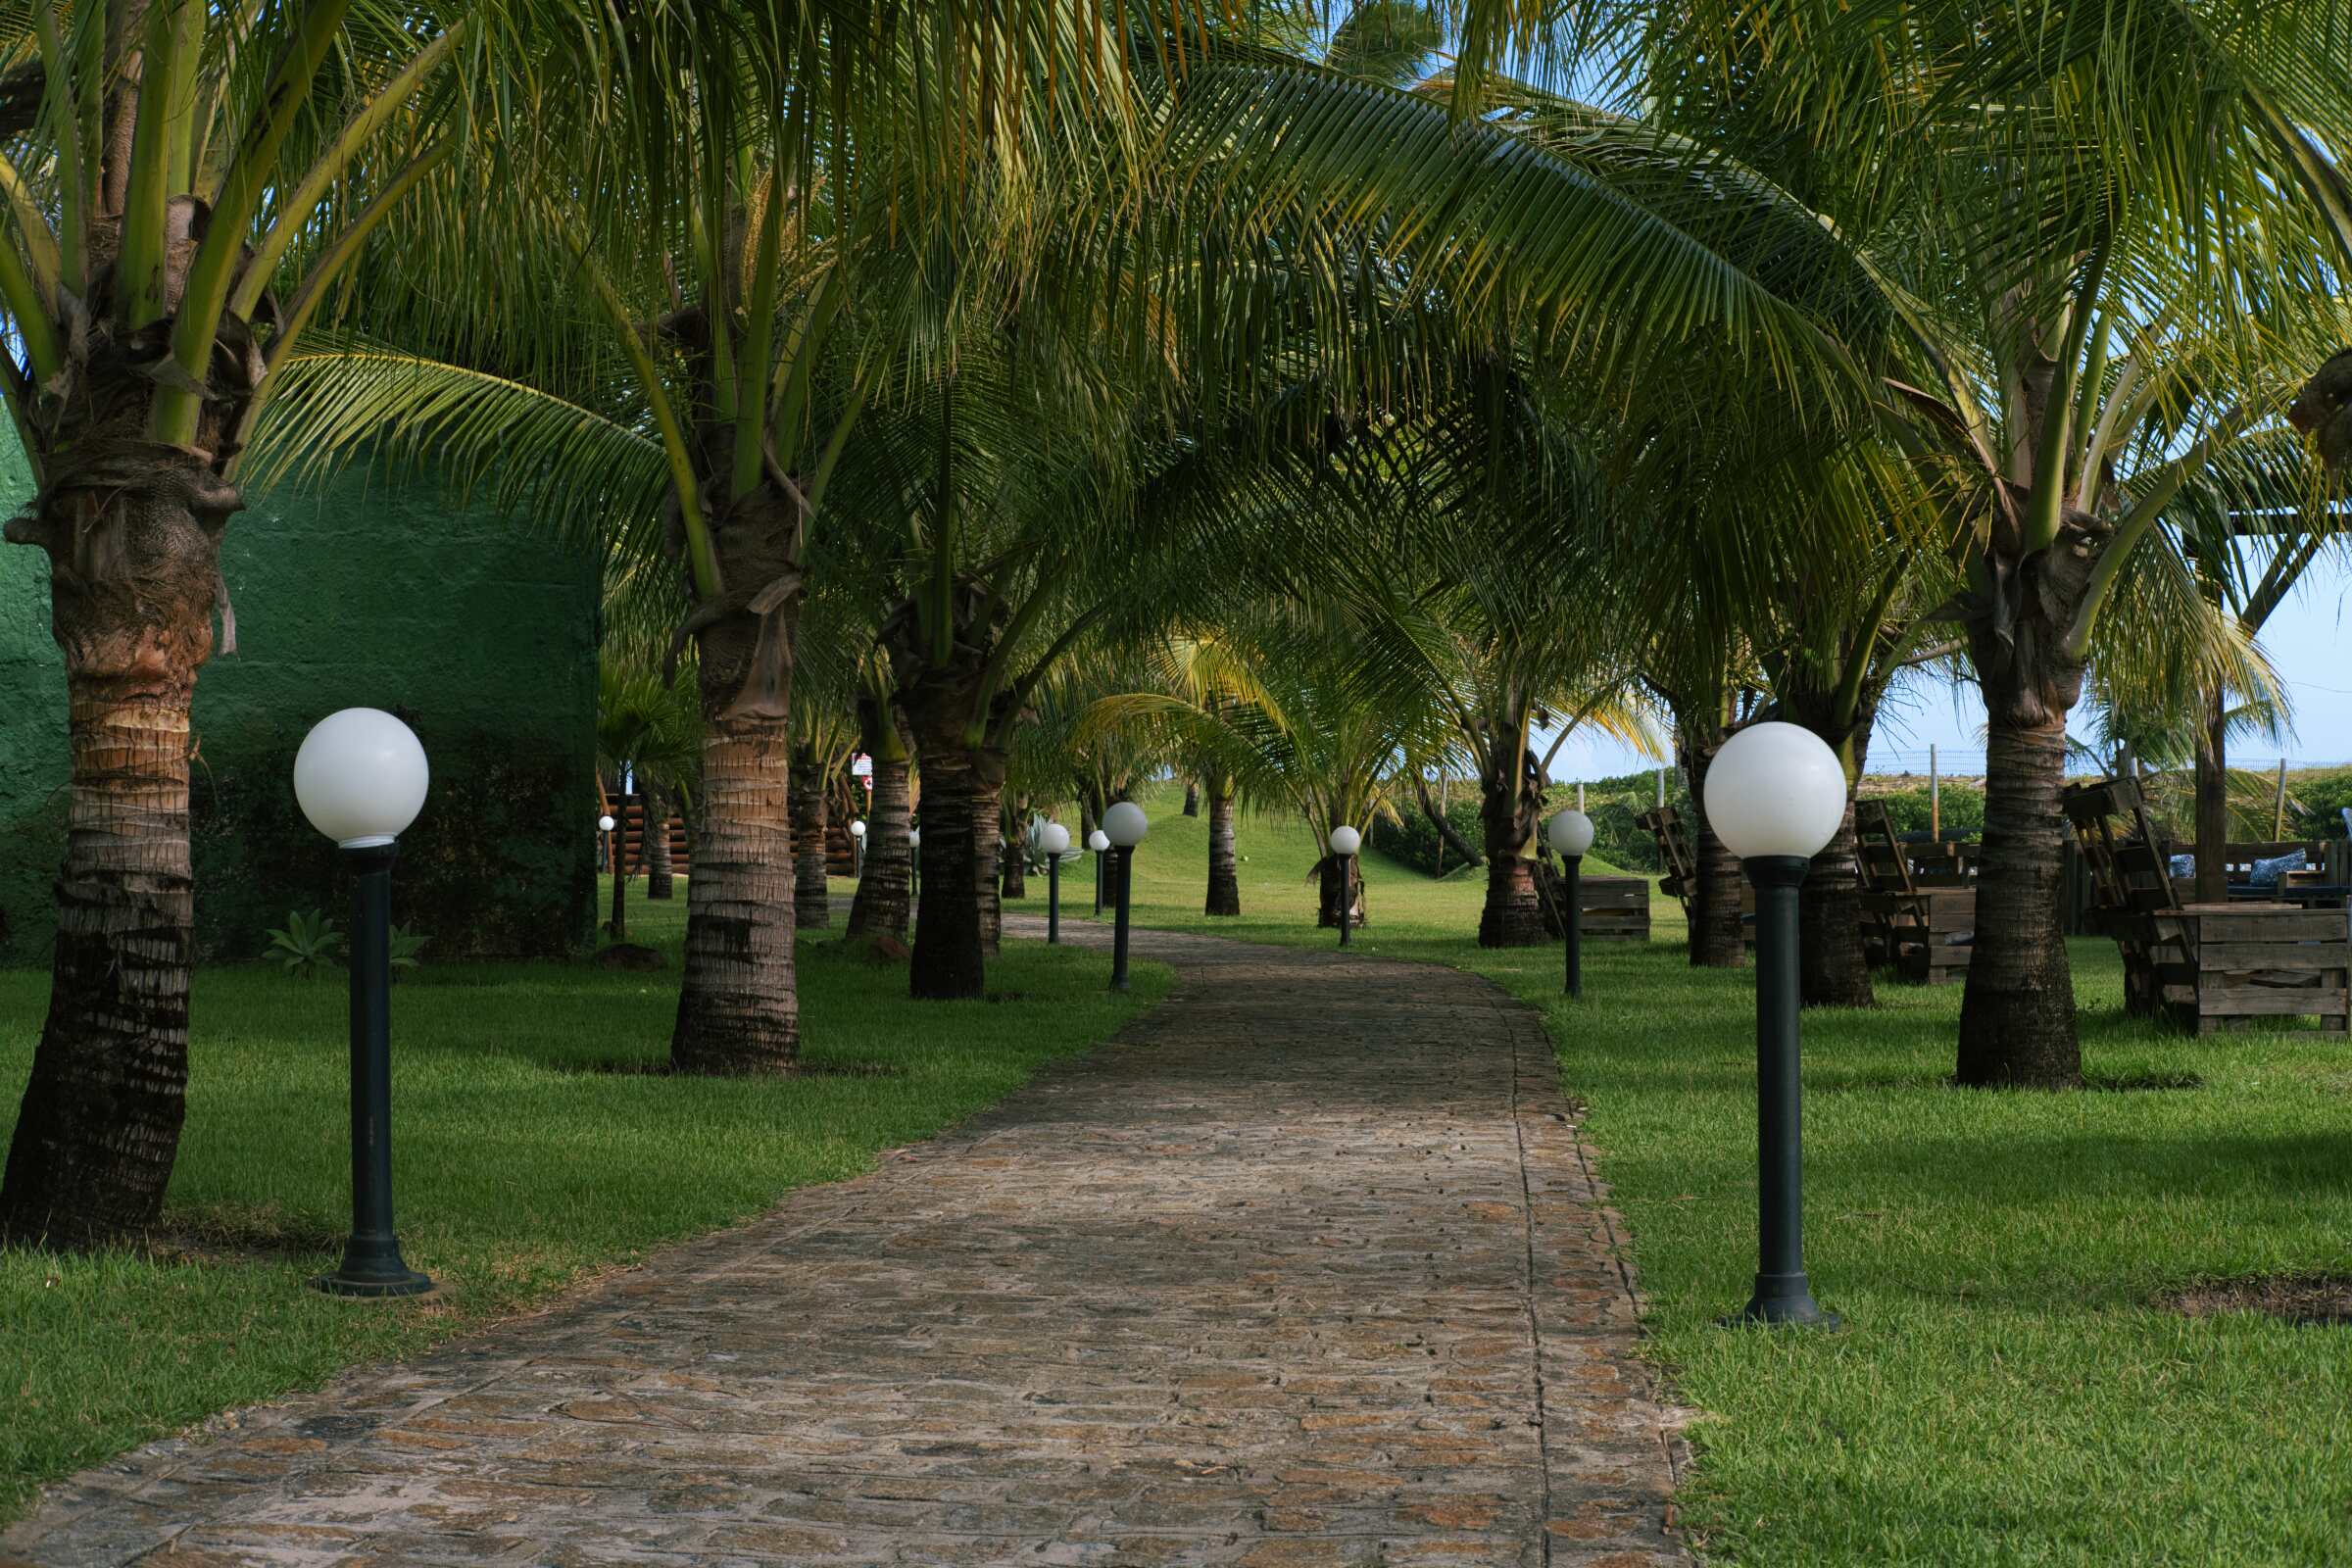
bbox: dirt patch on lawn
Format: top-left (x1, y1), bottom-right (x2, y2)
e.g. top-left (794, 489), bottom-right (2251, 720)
top-left (2160, 1273), bottom-right (2352, 1327)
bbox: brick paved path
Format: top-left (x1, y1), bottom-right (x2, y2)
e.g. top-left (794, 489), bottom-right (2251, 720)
top-left (4, 921), bottom-right (1689, 1568)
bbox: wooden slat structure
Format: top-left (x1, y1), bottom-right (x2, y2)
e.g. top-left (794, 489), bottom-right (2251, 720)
top-left (1635, 805), bottom-right (1695, 916)
top-left (595, 781), bottom-right (689, 876)
top-left (2063, 777), bottom-right (2351, 1032)
top-left (1577, 877), bottom-right (1651, 942)
top-left (1853, 801), bottom-right (1975, 984)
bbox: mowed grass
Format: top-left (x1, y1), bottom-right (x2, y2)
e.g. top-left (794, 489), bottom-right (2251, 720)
top-left (1101, 789), bottom-right (2352, 1566)
top-left (0, 884), bottom-right (1167, 1524)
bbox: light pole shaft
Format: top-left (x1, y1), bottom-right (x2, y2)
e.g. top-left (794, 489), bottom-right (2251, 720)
top-left (1109, 848), bottom-right (1134, 990)
top-left (1563, 855), bottom-right (1582, 998)
top-left (1048, 855), bottom-right (1060, 945)
top-left (1739, 854), bottom-right (1828, 1326)
top-left (1338, 856), bottom-right (1352, 947)
top-left (318, 845), bottom-right (429, 1297)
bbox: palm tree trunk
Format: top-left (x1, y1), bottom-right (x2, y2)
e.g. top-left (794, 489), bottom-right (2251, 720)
top-left (1475, 756), bottom-right (1544, 948)
top-left (1205, 778), bottom-right (1242, 915)
top-left (791, 760), bottom-right (830, 929)
top-left (1799, 793), bottom-right (1874, 1006)
top-left (2194, 690), bottom-right (2229, 905)
top-left (1684, 739), bottom-right (1746, 968)
top-left (645, 786), bottom-right (675, 900)
top-left (1797, 721), bottom-right (1875, 1008)
top-left (910, 743), bottom-right (994, 999)
top-left (1317, 852), bottom-right (1366, 928)
top-left (669, 629), bottom-right (797, 1076)
top-left (1002, 804), bottom-right (1028, 901)
top-left (974, 771), bottom-right (1006, 956)
top-left (846, 701), bottom-right (912, 940)
top-left (0, 671), bottom-right (199, 1247)
top-left (1958, 705), bottom-right (2081, 1088)
top-left (1182, 779), bottom-right (1200, 816)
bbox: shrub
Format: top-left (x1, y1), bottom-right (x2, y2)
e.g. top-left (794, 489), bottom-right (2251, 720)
top-left (265, 909), bottom-right (343, 978)
top-left (1865, 782), bottom-right (1985, 838)
top-left (2290, 770), bottom-right (2352, 840)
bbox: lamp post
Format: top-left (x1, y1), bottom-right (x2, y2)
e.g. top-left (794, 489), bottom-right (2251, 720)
top-left (294, 709), bottom-right (434, 1299)
top-left (1328, 825), bottom-right (1361, 947)
top-left (1089, 828), bottom-right (1110, 917)
top-left (1102, 803), bottom-right (1148, 990)
top-left (850, 817), bottom-right (866, 882)
top-left (1701, 721), bottom-right (1847, 1329)
top-left (598, 812), bottom-right (615, 875)
top-left (1547, 808), bottom-right (1594, 998)
top-left (1040, 823), bottom-right (1071, 944)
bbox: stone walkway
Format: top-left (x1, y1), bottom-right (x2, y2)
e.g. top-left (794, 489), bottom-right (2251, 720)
top-left (4, 921), bottom-right (1690, 1568)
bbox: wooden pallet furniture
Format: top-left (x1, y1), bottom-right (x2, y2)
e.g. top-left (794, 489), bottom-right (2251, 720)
top-left (2063, 777), bottom-right (2351, 1031)
top-left (2146, 906), bottom-right (2352, 1035)
top-left (1633, 804), bottom-right (1754, 946)
top-left (1576, 876), bottom-right (1651, 941)
top-left (595, 783), bottom-right (690, 875)
top-left (1853, 801), bottom-right (1975, 983)
top-left (1636, 805), bottom-right (1696, 916)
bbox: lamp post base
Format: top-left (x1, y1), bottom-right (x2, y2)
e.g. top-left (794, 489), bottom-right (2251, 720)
top-left (312, 1236), bottom-right (433, 1298)
top-left (1722, 1272), bottom-right (1838, 1329)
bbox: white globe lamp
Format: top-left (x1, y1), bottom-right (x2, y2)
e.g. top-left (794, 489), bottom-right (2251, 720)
top-left (294, 709), bottom-right (429, 849)
top-left (1102, 802), bottom-right (1149, 849)
top-left (1328, 824), bottom-right (1361, 858)
top-left (1039, 822), bottom-right (1071, 855)
top-left (1702, 722), bottom-right (1845, 861)
top-left (597, 813), bottom-right (615, 834)
top-left (1546, 808), bottom-right (1594, 858)
top-left (1088, 829), bottom-right (1110, 853)
top-left (850, 818), bottom-right (867, 839)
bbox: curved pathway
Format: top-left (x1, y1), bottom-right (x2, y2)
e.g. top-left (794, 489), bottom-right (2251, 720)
top-left (4, 921), bottom-right (1689, 1567)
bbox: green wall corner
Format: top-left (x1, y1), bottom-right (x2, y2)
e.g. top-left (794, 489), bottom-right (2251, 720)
top-left (0, 448), bottom-right (599, 966)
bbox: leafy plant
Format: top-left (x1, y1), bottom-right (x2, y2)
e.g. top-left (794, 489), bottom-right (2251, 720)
top-left (389, 925), bottom-right (428, 973)
top-left (265, 911), bottom-right (343, 980)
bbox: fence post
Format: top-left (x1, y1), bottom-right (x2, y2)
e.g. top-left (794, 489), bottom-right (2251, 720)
top-left (2274, 758), bottom-right (2289, 841)
top-left (1930, 744), bottom-right (1940, 839)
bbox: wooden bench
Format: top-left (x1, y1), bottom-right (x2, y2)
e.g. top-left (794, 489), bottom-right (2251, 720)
top-left (1854, 801), bottom-right (1975, 983)
top-left (1577, 876), bottom-right (1651, 941)
top-left (2064, 777), bottom-right (2352, 1031)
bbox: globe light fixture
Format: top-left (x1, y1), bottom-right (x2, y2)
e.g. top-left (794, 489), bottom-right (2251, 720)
top-left (1089, 828), bottom-right (1111, 918)
top-left (1328, 825), bottom-right (1361, 947)
top-left (851, 818), bottom-right (867, 838)
top-left (597, 813), bottom-right (615, 834)
top-left (294, 709), bottom-right (433, 1300)
top-left (1101, 804), bottom-right (1149, 989)
top-left (1546, 808), bottom-right (1595, 998)
top-left (1040, 823), bottom-right (1072, 943)
top-left (1700, 720), bottom-right (1846, 1330)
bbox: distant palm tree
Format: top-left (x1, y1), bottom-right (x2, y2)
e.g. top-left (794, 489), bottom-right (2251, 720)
top-left (596, 660), bottom-right (702, 945)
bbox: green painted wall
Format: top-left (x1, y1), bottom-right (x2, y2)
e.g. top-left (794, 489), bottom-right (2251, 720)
top-left (0, 446), bottom-right (599, 965)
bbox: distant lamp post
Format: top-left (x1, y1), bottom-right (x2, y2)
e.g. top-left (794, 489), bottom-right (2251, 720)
top-left (1102, 803), bottom-right (1149, 991)
top-left (1039, 823), bottom-right (1072, 944)
top-left (908, 825), bottom-right (921, 900)
top-left (1702, 721), bottom-right (1847, 1330)
top-left (1089, 828), bottom-right (1111, 917)
top-left (1546, 808), bottom-right (1595, 998)
top-left (851, 817), bottom-right (866, 882)
top-left (293, 708), bottom-right (434, 1299)
top-left (597, 812), bottom-right (615, 874)
top-left (1328, 825), bottom-right (1361, 947)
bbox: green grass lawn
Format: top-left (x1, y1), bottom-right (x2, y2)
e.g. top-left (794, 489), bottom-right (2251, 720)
top-left (1097, 788), bottom-right (2352, 1567)
top-left (0, 884), bottom-right (1168, 1525)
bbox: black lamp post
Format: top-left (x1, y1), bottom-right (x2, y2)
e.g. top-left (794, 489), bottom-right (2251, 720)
top-left (851, 817), bottom-right (866, 883)
top-left (1040, 821), bottom-right (1070, 943)
top-left (1102, 803), bottom-right (1148, 990)
top-left (1702, 720), bottom-right (1848, 1330)
top-left (294, 709), bottom-right (434, 1299)
top-left (1329, 824), bottom-right (1361, 946)
top-left (1546, 808), bottom-right (1595, 998)
top-left (908, 825), bottom-right (920, 902)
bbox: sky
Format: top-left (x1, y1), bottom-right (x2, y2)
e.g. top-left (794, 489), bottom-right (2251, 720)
top-left (1544, 555), bottom-right (2352, 783)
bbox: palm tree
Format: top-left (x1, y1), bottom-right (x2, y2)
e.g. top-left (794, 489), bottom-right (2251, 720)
top-left (0, 0), bottom-right (543, 1247)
